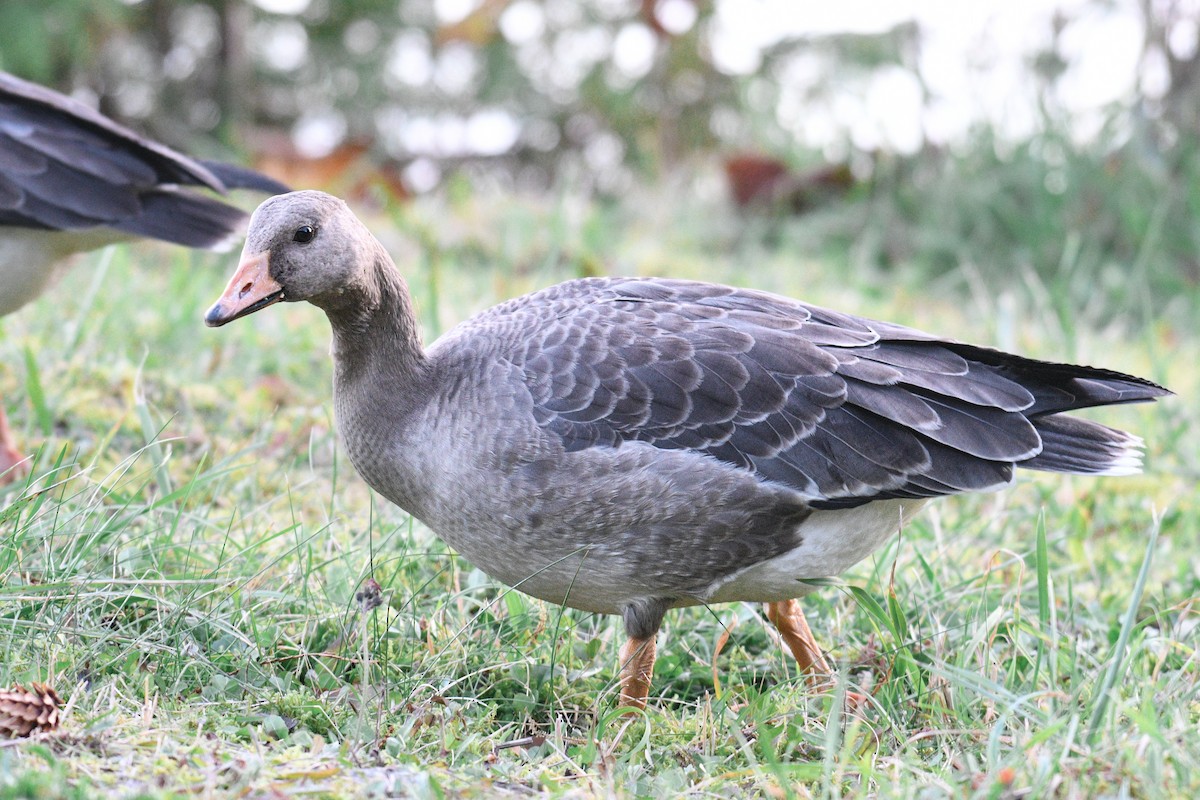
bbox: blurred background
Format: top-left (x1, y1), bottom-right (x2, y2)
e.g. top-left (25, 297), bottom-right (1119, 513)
top-left (3, 0), bottom-right (1199, 323)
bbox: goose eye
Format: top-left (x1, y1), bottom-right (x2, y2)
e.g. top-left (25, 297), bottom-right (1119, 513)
top-left (293, 225), bottom-right (317, 244)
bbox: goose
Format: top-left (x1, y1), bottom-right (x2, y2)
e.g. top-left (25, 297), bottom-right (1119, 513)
top-left (205, 190), bottom-right (1169, 710)
top-left (0, 71), bottom-right (289, 481)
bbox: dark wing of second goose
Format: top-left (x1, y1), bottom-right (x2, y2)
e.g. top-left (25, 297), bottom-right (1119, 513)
top-left (0, 71), bottom-right (289, 246)
top-left (478, 277), bottom-right (1167, 510)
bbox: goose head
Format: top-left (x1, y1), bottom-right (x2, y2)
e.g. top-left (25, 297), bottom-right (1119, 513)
top-left (204, 190), bottom-right (380, 327)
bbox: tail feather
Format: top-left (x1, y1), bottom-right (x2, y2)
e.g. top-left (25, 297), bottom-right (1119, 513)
top-left (1024, 415), bottom-right (1146, 476)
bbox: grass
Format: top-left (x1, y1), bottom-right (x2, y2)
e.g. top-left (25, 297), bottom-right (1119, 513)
top-left (0, 179), bottom-right (1196, 798)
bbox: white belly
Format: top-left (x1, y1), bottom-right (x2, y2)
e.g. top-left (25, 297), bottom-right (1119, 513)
top-left (706, 498), bottom-right (928, 603)
top-left (0, 228), bottom-right (125, 316)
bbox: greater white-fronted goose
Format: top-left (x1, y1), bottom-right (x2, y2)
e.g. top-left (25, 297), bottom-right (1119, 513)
top-left (206, 190), bottom-right (1170, 710)
top-left (0, 71), bottom-right (289, 482)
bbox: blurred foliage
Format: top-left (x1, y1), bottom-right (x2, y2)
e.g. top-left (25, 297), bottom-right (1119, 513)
top-left (0, 2), bottom-right (132, 87)
top-left (1, 0), bottom-right (1199, 314)
top-left (814, 130), bottom-right (1200, 327)
top-left (0, 0), bottom-right (756, 192)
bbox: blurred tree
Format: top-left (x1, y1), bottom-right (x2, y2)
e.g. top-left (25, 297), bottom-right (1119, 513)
top-left (3, 1), bottom-right (1198, 178)
top-left (0, 1), bottom-right (927, 190)
top-left (0, 1), bottom-right (132, 87)
top-left (1137, 0), bottom-right (1200, 143)
top-left (0, 1), bottom-right (754, 192)
top-left (1, 0), bottom-right (1199, 315)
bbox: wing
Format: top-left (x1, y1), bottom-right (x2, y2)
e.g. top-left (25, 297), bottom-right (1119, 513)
top-left (0, 72), bottom-right (286, 247)
top-left (484, 277), bottom-right (1166, 509)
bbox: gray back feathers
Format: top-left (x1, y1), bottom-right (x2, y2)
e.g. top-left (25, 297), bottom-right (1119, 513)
top-left (456, 277), bottom-right (1168, 509)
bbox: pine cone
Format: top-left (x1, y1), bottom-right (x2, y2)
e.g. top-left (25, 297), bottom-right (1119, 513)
top-left (0, 683), bottom-right (62, 737)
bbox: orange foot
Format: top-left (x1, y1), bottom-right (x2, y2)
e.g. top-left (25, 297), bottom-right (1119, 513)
top-left (765, 600), bottom-right (873, 713)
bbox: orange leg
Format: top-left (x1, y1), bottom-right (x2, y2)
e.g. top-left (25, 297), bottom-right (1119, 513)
top-left (766, 598), bottom-right (831, 678)
top-left (618, 634), bottom-right (657, 710)
top-left (0, 406), bottom-right (28, 485)
top-left (766, 599), bottom-right (867, 709)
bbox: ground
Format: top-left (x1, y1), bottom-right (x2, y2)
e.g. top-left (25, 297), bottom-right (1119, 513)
top-left (0, 185), bottom-right (1195, 798)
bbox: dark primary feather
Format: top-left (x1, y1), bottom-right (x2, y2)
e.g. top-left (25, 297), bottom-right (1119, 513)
top-left (462, 277), bottom-right (1169, 508)
top-left (0, 71), bottom-right (287, 247)
top-left (110, 189), bottom-right (249, 248)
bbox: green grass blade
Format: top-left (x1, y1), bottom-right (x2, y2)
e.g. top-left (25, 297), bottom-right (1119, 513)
top-left (1085, 515), bottom-right (1161, 743)
top-left (64, 246), bottom-right (115, 354)
top-left (22, 346), bottom-right (52, 435)
top-left (1033, 512), bottom-right (1051, 687)
top-left (132, 353), bottom-right (174, 496)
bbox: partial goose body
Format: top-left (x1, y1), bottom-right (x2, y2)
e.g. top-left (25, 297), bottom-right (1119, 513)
top-left (0, 71), bottom-right (288, 481)
top-left (206, 190), bottom-right (1169, 708)
top-left (0, 71), bottom-right (289, 316)
top-left (332, 275), bottom-right (1157, 616)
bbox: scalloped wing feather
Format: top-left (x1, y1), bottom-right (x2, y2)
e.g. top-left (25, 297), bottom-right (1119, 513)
top-left (458, 277), bottom-right (1167, 506)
